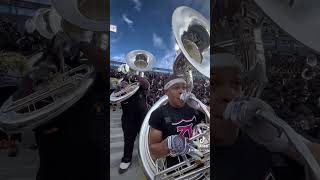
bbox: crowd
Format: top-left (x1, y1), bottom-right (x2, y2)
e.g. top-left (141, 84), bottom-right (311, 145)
top-left (261, 54), bottom-right (320, 140)
top-left (0, 19), bottom-right (41, 155)
top-left (110, 68), bottom-right (210, 107)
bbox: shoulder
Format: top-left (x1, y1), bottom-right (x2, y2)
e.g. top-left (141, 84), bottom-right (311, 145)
top-left (185, 104), bottom-right (203, 115)
top-left (150, 104), bottom-right (165, 118)
top-left (149, 105), bottom-right (167, 130)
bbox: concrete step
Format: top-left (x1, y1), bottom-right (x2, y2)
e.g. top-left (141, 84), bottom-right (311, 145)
top-left (0, 147), bottom-right (38, 180)
top-left (110, 133), bottom-right (123, 143)
top-left (110, 141), bottom-right (124, 151)
top-left (110, 122), bottom-right (122, 128)
top-left (110, 127), bottom-right (123, 135)
top-left (110, 109), bottom-right (144, 179)
top-left (110, 149), bottom-right (139, 168)
top-left (110, 150), bottom-right (145, 180)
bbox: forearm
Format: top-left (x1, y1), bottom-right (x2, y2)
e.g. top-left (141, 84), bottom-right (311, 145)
top-left (285, 142), bottom-right (320, 165)
top-left (307, 142), bottom-right (320, 163)
top-left (150, 140), bottom-right (170, 159)
top-left (78, 42), bottom-right (107, 77)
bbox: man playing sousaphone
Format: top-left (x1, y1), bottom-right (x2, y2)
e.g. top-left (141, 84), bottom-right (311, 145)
top-left (148, 73), bottom-right (209, 172)
top-left (114, 51), bottom-right (152, 174)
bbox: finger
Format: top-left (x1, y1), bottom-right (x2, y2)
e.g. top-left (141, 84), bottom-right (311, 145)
top-left (223, 101), bottom-right (233, 120)
top-left (230, 101), bottom-right (241, 122)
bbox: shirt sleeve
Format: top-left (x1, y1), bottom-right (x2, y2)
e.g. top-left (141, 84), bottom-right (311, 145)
top-left (149, 107), bottom-right (164, 132)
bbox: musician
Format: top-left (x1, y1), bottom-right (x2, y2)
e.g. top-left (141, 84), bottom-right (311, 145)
top-left (212, 51), bottom-right (320, 180)
top-left (118, 73), bottom-right (150, 174)
top-left (148, 75), bottom-right (207, 168)
top-left (30, 30), bottom-right (107, 180)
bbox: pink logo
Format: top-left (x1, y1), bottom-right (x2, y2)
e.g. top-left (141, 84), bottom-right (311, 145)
top-left (177, 123), bottom-right (193, 138)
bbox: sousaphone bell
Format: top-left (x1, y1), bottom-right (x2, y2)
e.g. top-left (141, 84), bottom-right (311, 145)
top-left (110, 50), bottom-right (156, 103)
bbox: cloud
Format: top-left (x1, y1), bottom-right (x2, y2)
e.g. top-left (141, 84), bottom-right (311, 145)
top-left (157, 50), bottom-right (177, 69)
top-left (132, 0), bottom-right (142, 11)
top-left (152, 33), bottom-right (166, 49)
top-left (153, 32), bottom-right (180, 69)
top-left (111, 54), bottom-right (126, 62)
top-left (122, 14), bottom-right (134, 27)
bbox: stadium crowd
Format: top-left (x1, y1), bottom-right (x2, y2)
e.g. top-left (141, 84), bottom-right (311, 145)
top-left (261, 54), bottom-right (320, 140)
top-left (110, 68), bottom-right (210, 107)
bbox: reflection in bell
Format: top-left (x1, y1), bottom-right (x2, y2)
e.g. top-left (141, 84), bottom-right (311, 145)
top-left (307, 55), bottom-right (318, 67)
top-left (134, 54), bottom-right (148, 69)
top-left (301, 68), bottom-right (316, 80)
top-left (182, 24), bottom-right (210, 64)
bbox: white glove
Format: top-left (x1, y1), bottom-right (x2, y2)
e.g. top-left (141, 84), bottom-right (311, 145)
top-left (223, 97), bottom-right (290, 152)
top-left (180, 92), bottom-right (201, 110)
top-left (166, 135), bottom-right (203, 158)
top-left (166, 135), bottom-right (191, 156)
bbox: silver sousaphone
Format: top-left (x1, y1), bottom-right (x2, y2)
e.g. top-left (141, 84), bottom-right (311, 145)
top-left (0, 0), bottom-right (107, 134)
top-left (139, 6), bottom-right (210, 180)
top-left (110, 50), bottom-right (156, 103)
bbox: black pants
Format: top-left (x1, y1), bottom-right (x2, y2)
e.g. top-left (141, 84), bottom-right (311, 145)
top-left (34, 97), bottom-right (106, 180)
top-left (121, 106), bottom-right (146, 162)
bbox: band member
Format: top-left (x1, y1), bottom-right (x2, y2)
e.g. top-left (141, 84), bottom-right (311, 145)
top-left (212, 51), bottom-right (320, 180)
top-left (118, 74), bottom-right (150, 174)
top-left (148, 75), bottom-right (207, 168)
top-left (30, 30), bottom-right (107, 180)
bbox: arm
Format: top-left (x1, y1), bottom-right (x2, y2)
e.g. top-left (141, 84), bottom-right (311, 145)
top-left (149, 128), bottom-right (170, 159)
top-left (285, 141), bottom-right (320, 165)
top-left (77, 42), bottom-right (108, 83)
top-left (135, 75), bottom-right (150, 90)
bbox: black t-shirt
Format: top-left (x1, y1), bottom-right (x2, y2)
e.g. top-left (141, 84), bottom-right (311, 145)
top-left (214, 132), bottom-right (305, 180)
top-left (149, 103), bottom-right (205, 167)
top-left (120, 76), bottom-right (149, 113)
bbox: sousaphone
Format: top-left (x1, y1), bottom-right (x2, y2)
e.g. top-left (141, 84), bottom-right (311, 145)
top-left (139, 6), bottom-right (210, 180)
top-left (0, 0), bottom-right (107, 134)
top-left (110, 50), bottom-right (156, 103)
top-left (34, 8), bottom-right (62, 39)
top-left (52, 0), bottom-right (109, 48)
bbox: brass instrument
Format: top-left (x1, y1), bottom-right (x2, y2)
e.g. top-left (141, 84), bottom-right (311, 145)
top-left (110, 50), bottom-right (156, 103)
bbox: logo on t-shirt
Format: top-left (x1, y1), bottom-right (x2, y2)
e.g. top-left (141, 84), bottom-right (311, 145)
top-left (173, 116), bottom-right (196, 138)
top-left (263, 170), bottom-right (275, 180)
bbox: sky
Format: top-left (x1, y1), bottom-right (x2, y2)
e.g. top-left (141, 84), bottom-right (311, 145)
top-left (110, 0), bottom-right (210, 70)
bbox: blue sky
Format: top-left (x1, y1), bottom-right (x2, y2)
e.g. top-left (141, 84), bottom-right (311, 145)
top-left (110, 0), bottom-right (210, 70)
